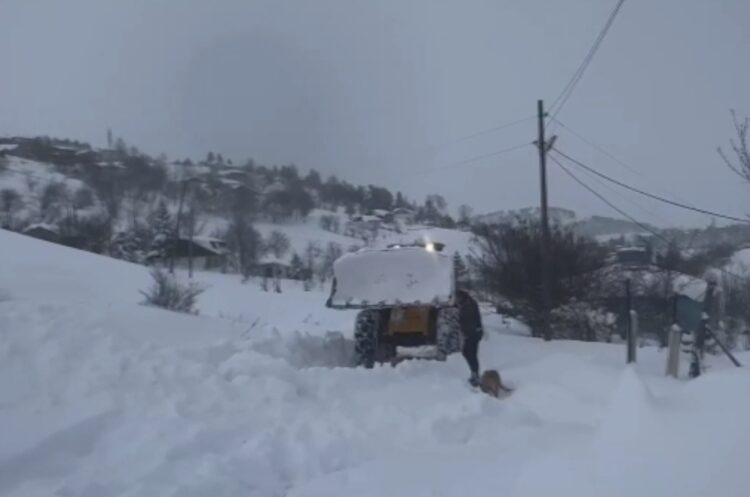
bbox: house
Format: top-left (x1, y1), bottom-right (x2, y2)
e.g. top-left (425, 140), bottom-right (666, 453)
top-left (347, 214), bottom-right (383, 237)
top-left (615, 246), bottom-right (653, 267)
top-left (23, 223), bottom-right (60, 244)
top-left (255, 255), bottom-right (292, 279)
top-left (151, 236), bottom-right (229, 271)
top-left (391, 207), bottom-right (416, 225)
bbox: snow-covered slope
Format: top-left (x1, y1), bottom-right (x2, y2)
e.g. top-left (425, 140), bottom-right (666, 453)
top-left (2, 229), bottom-right (750, 497)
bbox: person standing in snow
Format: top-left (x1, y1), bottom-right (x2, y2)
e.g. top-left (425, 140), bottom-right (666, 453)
top-left (455, 288), bottom-right (484, 387)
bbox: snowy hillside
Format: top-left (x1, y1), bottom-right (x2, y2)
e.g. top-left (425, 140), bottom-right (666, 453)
top-left (2, 229), bottom-right (750, 497)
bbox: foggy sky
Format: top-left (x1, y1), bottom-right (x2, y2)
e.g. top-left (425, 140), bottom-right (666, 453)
top-left (2, 0), bottom-right (749, 227)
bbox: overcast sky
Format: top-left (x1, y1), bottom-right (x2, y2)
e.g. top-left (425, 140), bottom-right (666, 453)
top-left (2, 0), bottom-right (749, 227)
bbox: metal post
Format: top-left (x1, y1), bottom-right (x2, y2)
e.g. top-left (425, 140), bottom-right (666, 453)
top-left (666, 296), bottom-right (681, 377)
top-left (626, 278), bottom-right (636, 363)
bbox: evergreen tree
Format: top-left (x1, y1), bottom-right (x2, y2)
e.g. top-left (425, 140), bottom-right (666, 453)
top-left (111, 229), bottom-right (146, 263)
top-left (289, 252), bottom-right (306, 280)
top-left (148, 199), bottom-right (173, 261)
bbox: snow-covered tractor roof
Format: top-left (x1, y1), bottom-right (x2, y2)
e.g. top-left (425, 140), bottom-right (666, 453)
top-left (326, 244), bottom-right (456, 309)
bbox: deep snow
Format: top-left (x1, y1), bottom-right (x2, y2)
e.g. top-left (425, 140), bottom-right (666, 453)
top-left (1, 229), bottom-right (750, 497)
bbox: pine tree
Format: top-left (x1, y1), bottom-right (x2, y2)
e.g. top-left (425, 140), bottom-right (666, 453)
top-left (111, 229), bottom-right (146, 263)
top-left (148, 199), bottom-right (173, 261)
top-left (289, 252), bottom-right (305, 280)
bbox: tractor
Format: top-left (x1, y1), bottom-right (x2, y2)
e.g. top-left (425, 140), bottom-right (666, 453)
top-left (326, 241), bottom-right (461, 367)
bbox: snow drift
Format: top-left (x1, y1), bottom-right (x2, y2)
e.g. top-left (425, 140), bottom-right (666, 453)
top-left (2, 228), bottom-right (750, 497)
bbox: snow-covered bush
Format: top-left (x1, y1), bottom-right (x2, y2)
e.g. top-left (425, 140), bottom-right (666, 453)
top-left (140, 268), bottom-right (206, 314)
top-left (550, 300), bottom-right (616, 342)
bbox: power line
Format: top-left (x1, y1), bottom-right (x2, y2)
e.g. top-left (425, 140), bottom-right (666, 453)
top-left (450, 116), bottom-right (536, 145)
top-left (547, 0), bottom-right (627, 120)
top-left (434, 142), bottom-right (531, 170)
top-left (549, 117), bottom-right (641, 176)
top-left (575, 159), bottom-right (672, 225)
top-left (550, 154), bottom-right (669, 243)
top-left (553, 148), bottom-right (750, 225)
top-left (551, 116), bottom-right (698, 207)
top-left (551, 155), bottom-right (748, 283)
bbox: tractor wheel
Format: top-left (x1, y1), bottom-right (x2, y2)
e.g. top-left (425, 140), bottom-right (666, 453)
top-left (436, 306), bottom-right (461, 360)
top-left (354, 309), bottom-right (381, 368)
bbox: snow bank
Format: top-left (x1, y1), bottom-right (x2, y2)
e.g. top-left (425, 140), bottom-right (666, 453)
top-left (2, 228), bottom-right (750, 497)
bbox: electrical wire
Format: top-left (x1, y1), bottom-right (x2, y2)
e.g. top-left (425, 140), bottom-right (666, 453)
top-left (550, 116), bottom-right (698, 207)
top-left (450, 116), bottom-right (536, 145)
top-left (547, 0), bottom-right (627, 120)
top-left (549, 117), bottom-right (641, 176)
top-left (432, 142), bottom-right (531, 171)
top-left (550, 154), bottom-right (669, 242)
top-left (550, 154), bottom-right (748, 282)
top-left (552, 148), bottom-right (750, 225)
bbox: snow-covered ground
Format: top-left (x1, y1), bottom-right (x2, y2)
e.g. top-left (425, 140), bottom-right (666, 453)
top-left (1, 228), bottom-right (750, 497)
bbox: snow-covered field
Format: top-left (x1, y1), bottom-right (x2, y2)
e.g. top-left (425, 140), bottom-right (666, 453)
top-left (1, 228), bottom-right (750, 497)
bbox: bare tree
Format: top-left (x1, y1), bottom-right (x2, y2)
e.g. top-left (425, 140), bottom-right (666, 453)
top-left (458, 204), bottom-right (474, 226)
top-left (718, 110), bottom-right (750, 183)
top-left (1, 188), bottom-right (22, 229)
top-left (470, 218), bottom-right (607, 338)
top-left (40, 182), bottom-right (70, 221)
top-left (265, 230), bottom-right (291, 259)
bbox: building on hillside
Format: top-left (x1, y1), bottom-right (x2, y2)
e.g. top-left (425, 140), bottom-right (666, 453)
top-left (614, 246), bottom-right (654, 267)
top-left (149, 236), bottom-right (229, 271)
top-left (22, 223), bottom-right (60, 244)
top-left (348, 214), bottom-right (384, 235)
top-left (255, 255), bottom-right (292, 279)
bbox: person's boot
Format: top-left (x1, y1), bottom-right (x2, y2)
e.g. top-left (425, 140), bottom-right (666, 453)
top-left (468, 371), bottom-right (480, 387)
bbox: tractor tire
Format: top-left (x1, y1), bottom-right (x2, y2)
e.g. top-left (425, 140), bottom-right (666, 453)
top-left (436, 306), bottom-right (461, 360)
top-left (354, 309), bottom-right (381, 368)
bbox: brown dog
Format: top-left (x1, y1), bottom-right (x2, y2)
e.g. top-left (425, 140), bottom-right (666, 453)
top-left (479, 369), bottom-right (512, 398)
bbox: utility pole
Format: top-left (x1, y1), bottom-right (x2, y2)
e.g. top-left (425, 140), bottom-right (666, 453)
top-left (537, 99), bottom-right (552, 341)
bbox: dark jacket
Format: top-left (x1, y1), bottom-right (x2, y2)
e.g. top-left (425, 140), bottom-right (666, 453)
top-left (457, 292), bottom-right (483, 338)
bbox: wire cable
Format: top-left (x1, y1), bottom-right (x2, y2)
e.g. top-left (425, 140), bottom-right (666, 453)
top-left (550, 154), bottom-right (669, 242)
top-left (450, 116), bottom-right (536, 145)
top-left (552, 148), bottom-right (750, 225)
top-left (547, 0), bottom-right (627, 120)
top-left (433, 142), bottom-right (531, 171)
top-left (549, 117), bottom-right (640, 176)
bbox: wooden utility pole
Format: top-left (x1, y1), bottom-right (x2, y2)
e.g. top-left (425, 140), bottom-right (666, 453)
top-left (537, 99), bottom-right (552, 341)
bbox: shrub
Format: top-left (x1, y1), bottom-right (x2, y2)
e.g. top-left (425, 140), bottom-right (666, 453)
top-left (140, 268), bottom-right (206, 314)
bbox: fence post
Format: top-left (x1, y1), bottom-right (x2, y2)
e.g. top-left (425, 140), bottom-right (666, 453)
top-left (626, 278), bottom-right (637, 363)
top-left (666, 324), bottom-right (681, 377)
top-left (666, 296), bottom-right (681, 378)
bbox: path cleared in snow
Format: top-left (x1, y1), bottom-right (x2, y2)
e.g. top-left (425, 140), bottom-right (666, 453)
top-left (1, 229), bottom-right (750, 497)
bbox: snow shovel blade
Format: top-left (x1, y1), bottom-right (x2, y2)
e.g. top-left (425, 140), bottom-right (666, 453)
top-left (326, 246), bottom-right (455, 309)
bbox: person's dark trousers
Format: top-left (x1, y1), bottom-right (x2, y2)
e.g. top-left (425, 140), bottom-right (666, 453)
top-left (462, 331), bottom-right (482, 375)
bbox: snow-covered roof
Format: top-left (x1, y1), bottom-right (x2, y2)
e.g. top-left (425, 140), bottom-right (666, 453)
top-left (0, 144), bottom-right (18, 152)
top-left (258, 255), bottom-right (291, 266)
top-left (351, 215), bottom-right (382, 223)
top-left (191, 236), bottom-right (228, 255)
top-left (24, 223), bottom-right (59, 234)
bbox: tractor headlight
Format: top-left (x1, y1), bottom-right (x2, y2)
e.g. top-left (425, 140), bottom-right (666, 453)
top-left (425, 242), bottom-right (436, 252)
